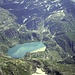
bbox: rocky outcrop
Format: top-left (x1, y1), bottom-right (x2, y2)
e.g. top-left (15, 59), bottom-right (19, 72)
top-left (0, 55), bottom-right (75, 75)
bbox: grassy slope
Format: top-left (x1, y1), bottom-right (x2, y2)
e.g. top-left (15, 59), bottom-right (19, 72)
top-left (0, 55), bottom-right (75, 75)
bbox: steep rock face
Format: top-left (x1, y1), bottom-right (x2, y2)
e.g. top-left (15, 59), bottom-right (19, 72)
top-left (0, 8), bottom-right (18, 53)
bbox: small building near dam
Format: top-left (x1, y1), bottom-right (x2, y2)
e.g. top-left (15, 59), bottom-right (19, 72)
top-left (7, 42), bottom-right (46, 58)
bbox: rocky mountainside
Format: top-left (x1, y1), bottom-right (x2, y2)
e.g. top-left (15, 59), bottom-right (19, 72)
top-left (0, 0), bottom-right (75, 75)
top-left (0, 54), bottom-right (75, 75)
top-left (0, 0), bottom-right (75, 58)
top-left (0, 7), bottom-right (63, 61)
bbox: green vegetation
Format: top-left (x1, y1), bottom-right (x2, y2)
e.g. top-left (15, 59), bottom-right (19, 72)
top-left (0, 55), bottom-right (75, 75)
top-left (0, 2), bottom-right (75, 75)
top-left (0, 56), bottom-right (33, 75)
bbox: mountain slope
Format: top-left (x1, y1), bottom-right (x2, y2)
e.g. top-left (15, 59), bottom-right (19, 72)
top-left (0, 54), bottom-right (75, 75)
top-left (0, 0), bottom-right (75, 75)
top-left (0, 0), bottom-right (75, 62)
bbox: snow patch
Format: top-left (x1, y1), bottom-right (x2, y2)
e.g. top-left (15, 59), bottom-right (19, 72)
top-left (35, 0), bottom-right (38, 2)
top-left (13, 1), bottom-right (19, 4)
top-left (44, 0), bottom-right (47, 3)
top-left (20, 0), bottom-right (24, 5)
top-left (23, 18), bottom-right (28, 23)
top-left (32, 68), bottom-right (47, 75)
top-left (71, 0), bottom-right (75, 2)
top-left (45, 4), bottom-right (51, 11)
top-left (52, 0), bottom-right (60, 3)
top-left (48, 15), bottom-right (52, 18)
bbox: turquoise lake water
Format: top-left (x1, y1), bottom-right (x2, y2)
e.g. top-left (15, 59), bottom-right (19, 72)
top-left (7, 42), bottom-right (45, 58)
